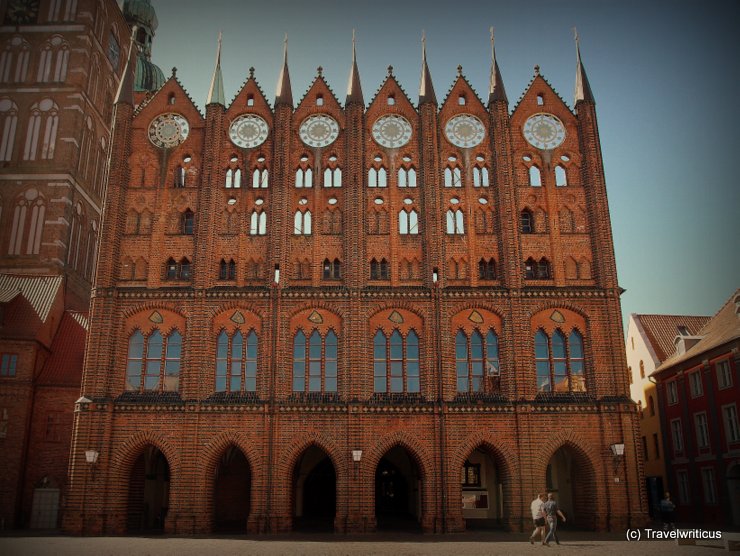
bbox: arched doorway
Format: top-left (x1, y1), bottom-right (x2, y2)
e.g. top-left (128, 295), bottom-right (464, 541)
top-left (545, 445), bottom-right (595, 529)
top-left (293, 445), bottom-right (336, 531)
top-left (375, 445), bottom-right (422, 530)
top-left (728, 463), bottom-right (740, 527)
top-left (213, 446), bottom-right (251, 532)
top-left (461, 447), bottom-right (505, 529)
top-left (126, 445), bottom-right (170, 533)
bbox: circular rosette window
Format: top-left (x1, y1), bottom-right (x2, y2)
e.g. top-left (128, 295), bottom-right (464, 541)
top-left (148, 113), bottom-right (189, 149)
top-left (522, 113), bottom-right (566, 150)
top-left (299, 114), bottom-right (340, 148)
top-left (372, 115), bottom-right (413, 148)
top-left (229, 114), bottom-right (269, 148)
top-left (444, 114), bottom-right (486, 148)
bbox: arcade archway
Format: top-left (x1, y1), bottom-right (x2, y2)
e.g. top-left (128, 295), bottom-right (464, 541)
top-left (126, 445), bottom-right (170, 533)
top-left (213, 446), bottom-right (251, 532)
top-left (461, 447), bottom-right (506, 529)
top-left (545, 445), bottom-right (596, 529)
top-left (293, 445), bottom-right (336, 531)
top-left (375, 445), bottom-right (422, 530)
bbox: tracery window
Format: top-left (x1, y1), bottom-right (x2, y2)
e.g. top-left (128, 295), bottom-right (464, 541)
top-left (555, 165), bottom-right (567, 186)
top-left (528, 165), bottom-right (541, 187)
top-left (521, 209), bottom-right (534, 234)
top-left (444, 166), bottom-right (462, 187)
top-left (295, 167), bottom-right (313, 188)
top-left (398, 167), bottom-right (417, 188)
top-left (37, 36), bottom-right (69, 83)
top-left (323, 166), bottom-right (342, 188)
top-left (0, 37), bottom-right (30, 83)
top-left (399, 209), bottom-right (419, 235)
top-left (524, 257), bottom-right (550, 279)
top-left (250, 210), bottom-right (266, 235)
top-left (225, 167), bottom-right (242, 188)
top-left (216, 330), bottom-right (258, 392)
top-left (373, 330), bottom-right (420, 393)
top-left (368, 166), bottom-right (387, 188)
top-left (294, 210), bottom-right (312, 235)
top-left (473, 166), bottom-right (489, 187)
top-left (446, 209), bottom-right (464, 234)
top-left (370, 258), bottom-right (389, 280)
top-left (126, 329), bottom-right (181, 392)
top-left (478, 258), bottom-right (496, 280)
top-left (165, 257), bottom-right (191, 280)
top-left (252, 167), bottom-right (268, 188)
top-left (455, 329), bottom-right (499, 393)
top-left (535, 328), bottom-right (586, 393)
top-left (0, 99), bottom-right (18, 161)
top-left (218, 258), bottom-right (236, 280)
top-left (322, 258), bottom-right (341, 280)
top-left (180, 209), bottom-right (194, 235)
top-left (9, 189), bottom-right (45, 255)
top-left (23, 99), bottom-right (58, 160)
top-left (292, 329), bottom-right (338, 393)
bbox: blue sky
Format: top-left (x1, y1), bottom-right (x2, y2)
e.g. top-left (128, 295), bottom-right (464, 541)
top-left (144, 0), bottom-right (739, 327)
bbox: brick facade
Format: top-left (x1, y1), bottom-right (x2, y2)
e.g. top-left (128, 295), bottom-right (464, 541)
top-left (62, 31), bottom-right (647, 534)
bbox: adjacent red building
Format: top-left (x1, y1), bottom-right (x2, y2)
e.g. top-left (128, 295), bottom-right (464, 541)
top-left (652, 289), bottom-right (740, 528)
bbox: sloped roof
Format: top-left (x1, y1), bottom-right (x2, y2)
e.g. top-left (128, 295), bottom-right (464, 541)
top-left (655, 289), bottom-right (740, 373)
top-left (636, 313), bottom-right (710, 363)
top-left (0, 274), bottom-right (63, 323)
top-left (37, 310), bottom-right (88, 387)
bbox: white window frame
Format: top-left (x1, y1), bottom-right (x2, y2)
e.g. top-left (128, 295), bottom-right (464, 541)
top-left (722, 404), bottom-right (740, 444)
top-left (689, 370), bottom-right (703, 398)
top-left (701, 467), bottom-right (717, 505)
top-left (717, 359), bottom-right (733, 390)
top-left (694, 412), bottom-right (709, 449)
top-left (667, 380), bottom-right (679, 405)
top-left (671, 418), bottom-right (683, 455)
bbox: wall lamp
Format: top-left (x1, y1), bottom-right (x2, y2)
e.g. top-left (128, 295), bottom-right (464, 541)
top-left (610, 442), bottom-right (625, 476)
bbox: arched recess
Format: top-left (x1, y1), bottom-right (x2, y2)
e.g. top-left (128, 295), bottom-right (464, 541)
top-left (212, 445), bottom-right (251, 532)
top-left (292, 444), bottom-right (337, 531)
top-left (540, 440), bottom-right (598, 530)
top-left (126, 445), bottom-right (171, 533)
top-left (452, 435), bottom-right (518, 530)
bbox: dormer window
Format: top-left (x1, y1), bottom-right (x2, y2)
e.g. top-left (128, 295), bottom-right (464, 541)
top-left (168, 93), bottom-right (175, 105)
top-left (537, 94), bottom-right (544, 106)
top-left (247, 94), bottom-right (254, 106)
top-left (677, 325), bottom-right (689, 336)
top-left (458, 95), bottom-right (466, 106)
top-left (316, 95), bottom-right (324, 106)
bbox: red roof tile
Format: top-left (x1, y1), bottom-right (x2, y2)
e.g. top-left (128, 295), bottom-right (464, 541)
top-left (635, 314), bottom-right (710, 363)
top-left (37, 311), bottom-right (88, 387)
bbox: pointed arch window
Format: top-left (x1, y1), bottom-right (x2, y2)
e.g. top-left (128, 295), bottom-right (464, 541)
top-left (294, 210), bottom-right (312, 235)
top-left (216, 329), bottom-right (258, 393)
top-left (295, 167), bottom-right (313, 188)
top-left (292, 329), bottom-right (338, 393)
top-left (473, 166), bottom-right (489, 187)
top-left (37, 36), bottom-right (69, 82)
top-left (225, 167), bottom-right (242, 188)
top-left (126, 329), bottom-right (182, 392)
top-left (370, 258), bottom-right (390, 280)
top-left (0, 37), bottom-right (30, 83)
top-left (528, 165), bottom-right (541, 187)
top-left (521, 209), bottom-right (534, 234)
top-left (399, 209), bottom-right (419, 235)
top-left (456, 329), bottom-right (499, 393)
top-left (398, 167), bottom-right (417, 188)
top-left (174, 165), bottom-right (185, 188)
top-left (524, 257), bottom-right (550, 280)
top-left (478, 258), bottom-right (496, 280)
top-left (252, 167), bottom-right (268, 188)
top-left (323, 166), bottom-right (342, 188)
top-left (446, 209), bottom-right (464, 234)
top-left (180, 209), bottom-right (194, 235)
top-left (0, 99), bottom-right (18, 161)
top-left (535, 328), bottom-right (587, 393)
top-left (218, 258), bottom-right (236, 280)
top-left (250, 210), bottom-right (266, 235)
top-left (444, 166), bottom-right (462, 187)
top-left (165, 257), bottom-right (191, 280)
top-left (368, 166), bottom-right (387, 188)
top-left (373, 329), bottom-right (420, 394)
top-left (555, 165), bottom-right (567, 186)
top-left (23, 99), bottom-right (58, 160)
top-left (322, 258), bottom-right (341, 280)
top-left (9, 190), bottom-right (45, 255)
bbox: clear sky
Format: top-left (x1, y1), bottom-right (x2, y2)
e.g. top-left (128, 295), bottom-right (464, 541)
top-left (142, 0), bottom-right (739, 329)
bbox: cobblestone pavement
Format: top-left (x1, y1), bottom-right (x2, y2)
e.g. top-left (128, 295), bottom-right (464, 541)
top-left (0, 531), bottom-right (725, 556)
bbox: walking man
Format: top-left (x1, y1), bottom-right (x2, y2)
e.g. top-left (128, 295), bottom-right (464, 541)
top-left (529, 493), bottom-right (547, 544)
top-left (543, 492), bottom-right (566, 546)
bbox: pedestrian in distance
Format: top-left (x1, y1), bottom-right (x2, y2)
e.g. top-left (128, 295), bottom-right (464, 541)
top-left (529, 493), bottom-right (547, 544)
top-left (543, 492), bottom-right (566, 546)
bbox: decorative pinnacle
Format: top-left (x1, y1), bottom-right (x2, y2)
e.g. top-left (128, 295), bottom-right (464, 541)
top-left (275, 33), bottom-right (293, 107)
top-left (573, 27), bottom-right (594, 105)
top-left (488, 25), bottom-right (508, 104)
top-left (172, 66), bottom-right (177, 77)
top-left (249, 66), bottom-right (255, 78)
top-left (207, 31), bottom-right (225, 105)
top-left (534, 64), bottom-right (540, 76)
top-left (317, 66), bottom-right (323, 77)
top-left (419, 30), bottom-right (437, 105)
top-left (387, 65), bottom-right (394, 76)
top-left (457, 65), bottom-right (463, 76)
top-left (346, 29), bottom-right (364, 105)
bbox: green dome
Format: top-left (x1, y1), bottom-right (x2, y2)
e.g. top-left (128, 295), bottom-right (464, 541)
top-left (123, 0), bottom-right (158, 32)
top-left (134, 54), bottom-right (165, 92)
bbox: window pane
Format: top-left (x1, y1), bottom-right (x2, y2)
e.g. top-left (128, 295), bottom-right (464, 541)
top-left (374, 376), bottom-right (386, 392)
top-left (390, 330), bottom-right (403, 359)
top-left (569, 331), bottom-right (583, 357)
top-left (455, 331), bottom-right (467, 359)
top-left (407, 331), bottom-right (419, 358)
top-left (535, 330), bottom-right (549, 359)
top-left (215, 376), bottom-right (227, 391)
top-left (552, 330), bottom-right (566, 358)
top-left (537, 361), bottom-right (551, 391)
top-left (374, 331), bottom-right (387, 358)
top-left (407, 377), bottom-right (419, 393)
top-left (471, 331), bottom-right (483, 359)
top-left (309, 331), bottom-right (322, 358)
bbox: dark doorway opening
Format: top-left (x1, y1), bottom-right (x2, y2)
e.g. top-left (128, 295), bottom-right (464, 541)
top-left (293, 446), bottom-right (336, 531)
top-left (126, 445), bottom-right (170, 533)
top-left (375, 446), bottom-right (421, 531)
top-left (214, 446), bottom-right (251, 532)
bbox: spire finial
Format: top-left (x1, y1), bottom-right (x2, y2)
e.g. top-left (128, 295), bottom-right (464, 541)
top-left (249, 66), bottom-right (255, 78)
top-left (457, 65), bottom-right (463, 76)
top-left (534, 64), bottom-right (540, 76)
top-left (171, 66), bottom-right (177, 77)
top-left (346, 30), bottom-right (364, 105)
top-left (419, 30), bottom-right (437, 105)
top-left (387, 64), bottom-right (393, 76)
top-left (207, 31), bottom-right (225, 105)
top-left (573, 28), bottom-right (594, 105)
top-left (275, 33), bottom-right (293, 107)
top-left (488, 26), bottom-right (508, 105)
